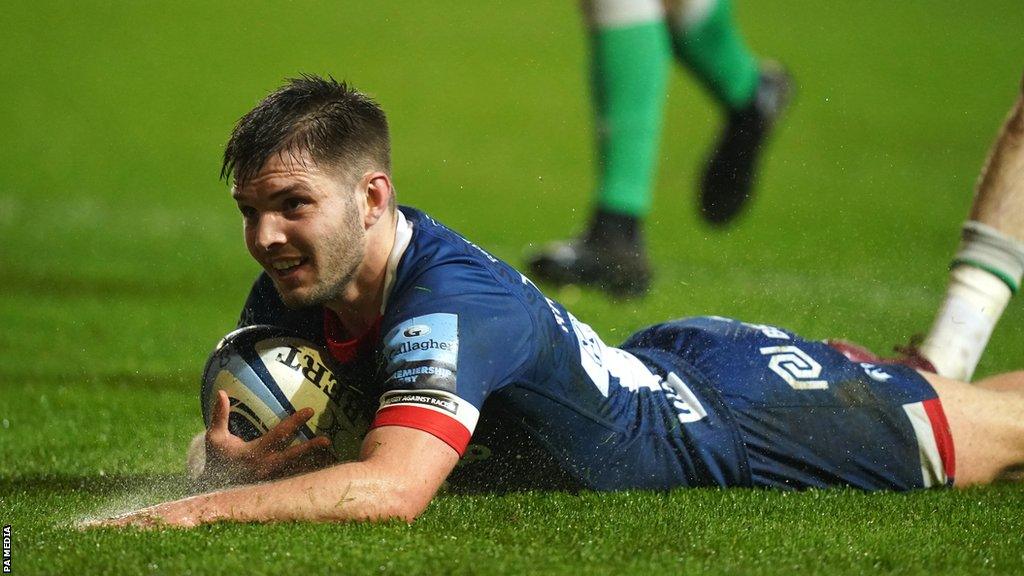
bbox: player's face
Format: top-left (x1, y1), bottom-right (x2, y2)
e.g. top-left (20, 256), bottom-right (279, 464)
top-left (233, 152), bottom-right (366, 309)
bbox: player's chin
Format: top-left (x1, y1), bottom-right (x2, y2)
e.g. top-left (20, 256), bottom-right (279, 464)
top-left (268, 279), bottom-right (319, 310)
top-left (265, 268), bottom-right (314, 306)
top-left (276, 288), bottom-right (321, 310)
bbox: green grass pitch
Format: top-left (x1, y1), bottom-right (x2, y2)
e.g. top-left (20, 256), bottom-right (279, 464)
top-left (3, 1), bottom-right (1024, 574)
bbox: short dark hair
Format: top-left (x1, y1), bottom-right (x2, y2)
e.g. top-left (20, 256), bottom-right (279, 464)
top-left (222, 75), bottom-right (391, 187)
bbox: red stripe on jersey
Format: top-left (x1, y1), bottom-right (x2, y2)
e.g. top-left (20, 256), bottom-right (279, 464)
top-left (323, 311), bottom-right (381, 364)
top-left (371, 405), bottom-right (471, 455)
top-left (922, 397), bottom-right (956, 483)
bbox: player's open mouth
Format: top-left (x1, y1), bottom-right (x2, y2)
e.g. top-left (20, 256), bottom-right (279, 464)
top-left (270, 257), bottom-right (308, 278)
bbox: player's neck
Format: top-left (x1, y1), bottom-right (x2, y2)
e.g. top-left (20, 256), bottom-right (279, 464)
top-left (324, 214), bottom-right (396, 338)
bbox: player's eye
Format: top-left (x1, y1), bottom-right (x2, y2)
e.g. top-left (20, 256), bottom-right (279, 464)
top-left (238, 206), bottom-right (258, 223)
top-left (283, 197), bottom-right (308, 212)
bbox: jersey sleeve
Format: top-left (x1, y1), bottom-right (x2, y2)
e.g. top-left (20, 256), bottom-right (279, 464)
top-left (371, 283), bottom-right (534, 455)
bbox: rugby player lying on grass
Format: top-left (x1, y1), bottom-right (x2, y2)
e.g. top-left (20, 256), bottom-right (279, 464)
top-left (93, 74), bottom-right (1024, 528)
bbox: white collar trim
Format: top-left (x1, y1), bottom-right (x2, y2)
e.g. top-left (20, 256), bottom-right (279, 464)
top-left (380, 210), bottom-right (413, 313)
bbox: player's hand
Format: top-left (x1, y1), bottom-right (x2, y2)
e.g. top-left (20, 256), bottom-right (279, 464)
top-left (201, 390), bottom-right (334, 485)
top-left (81, 495), bottom-right (215, 530)
top-left (80, 505), bottom-right (183, 530)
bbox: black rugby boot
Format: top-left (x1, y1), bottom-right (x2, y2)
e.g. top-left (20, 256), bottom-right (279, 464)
top-left (700, 64), bottom-right (793, 225)
top-left (527, 210), bottom-right (651, 298)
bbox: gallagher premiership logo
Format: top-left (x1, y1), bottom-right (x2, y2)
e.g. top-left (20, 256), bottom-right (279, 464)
top-left (388, 339), bottom-right (455, 360)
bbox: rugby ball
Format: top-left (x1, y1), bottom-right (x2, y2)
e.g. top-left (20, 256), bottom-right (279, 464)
top-left (200, 325), bottom-right (371, 462)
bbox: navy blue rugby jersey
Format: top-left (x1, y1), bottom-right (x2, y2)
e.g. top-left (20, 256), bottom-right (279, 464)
top-left (238, 206), bottom-right (748, 491)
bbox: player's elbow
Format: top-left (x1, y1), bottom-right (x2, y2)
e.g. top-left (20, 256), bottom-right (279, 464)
top-left (388, 503), bottom-right (426, 524)
top-left (338, 486), bottom-right (429, 524)
top-left (323, 476), bottom-right (433, 524)
top-left (370, 462), bottom-right (445, 523)
top-left (383, 480), bottom-right (434, 523)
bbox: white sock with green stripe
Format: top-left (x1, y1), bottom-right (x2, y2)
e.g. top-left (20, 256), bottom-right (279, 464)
top-left (953, 221), bottom-right (1024, 292)
top-left (919, 221), bottom-right (1024, 381)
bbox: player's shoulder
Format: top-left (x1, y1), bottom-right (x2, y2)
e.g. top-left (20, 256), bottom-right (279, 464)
top-left (391, 206), bottom-right (532, 305)
top-left (381, 207), bottom-right (540, 374)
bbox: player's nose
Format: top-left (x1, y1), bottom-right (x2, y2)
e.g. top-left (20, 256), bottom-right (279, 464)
top-left (253, 213), bottom-right (288, 252)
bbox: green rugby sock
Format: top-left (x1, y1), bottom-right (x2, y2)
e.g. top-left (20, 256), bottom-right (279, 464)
top-left (591, 20), bottom-right (670, 218)
top-left (671, 0), bottom-right (759, 110)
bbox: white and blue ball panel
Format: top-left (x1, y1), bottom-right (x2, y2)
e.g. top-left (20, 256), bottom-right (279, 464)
top-left (201, 326), bottom-right (327, 443)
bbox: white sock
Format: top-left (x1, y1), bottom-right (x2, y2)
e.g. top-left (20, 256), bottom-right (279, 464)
top-left (672, 0), bottom-right (719, 31)
top-left (586, 0), bottom-right (665, 28)
top-left (919, 265), bottom-right (1011, 381)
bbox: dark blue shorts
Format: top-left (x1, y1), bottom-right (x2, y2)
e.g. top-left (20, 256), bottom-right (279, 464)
top-left (623, 317), bottom-right (955, 490)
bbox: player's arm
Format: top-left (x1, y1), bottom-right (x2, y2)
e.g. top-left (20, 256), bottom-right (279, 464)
top-left (95, 425), bottom-right (458, 528)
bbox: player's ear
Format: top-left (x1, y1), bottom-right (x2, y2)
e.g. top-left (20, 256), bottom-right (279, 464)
top-left (362, 171), bottom-right (393, 228)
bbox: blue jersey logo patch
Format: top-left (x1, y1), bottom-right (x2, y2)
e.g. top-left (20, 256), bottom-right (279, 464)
top-left (384, 313), bottom-right (459, 392)
top-left (403, 324), bottom-right (431, 338)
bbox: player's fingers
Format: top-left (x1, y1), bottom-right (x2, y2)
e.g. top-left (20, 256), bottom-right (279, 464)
top-left (208, 390), bottom-right (231, 437)
top-left (302, 439), bottom-right (337, 471)
top-left (276, 437), bottom-right (334, 476)
top-left (252, 437), bottom-right (330, 480)
top-left (261, 407), bottom-right (315, 451)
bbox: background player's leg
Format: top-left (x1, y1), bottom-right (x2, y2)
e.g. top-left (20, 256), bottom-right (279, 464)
top-left (584, 0), bottom-right (670, 223)
top-left (666, 0), bottom-right (758, 109)
top-left (922, 371), bottom-right (1024, 485)
top-left (527, 0), bottom-right (670, 297)
top-left (665, 0), bottom-right (791, 224)
top-left (919, 79), bottom-right (1024, 381)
